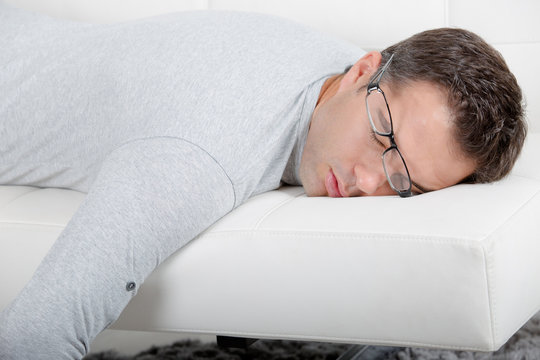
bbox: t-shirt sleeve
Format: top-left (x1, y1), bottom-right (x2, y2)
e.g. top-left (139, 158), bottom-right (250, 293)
top-left (0, 137), bottom-right (236, 356)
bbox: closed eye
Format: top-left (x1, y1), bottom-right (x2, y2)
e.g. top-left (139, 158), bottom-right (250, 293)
top-left (376, 110), bottom-right (391, 133)
top-left (369, 128), bottom-right (387, 149)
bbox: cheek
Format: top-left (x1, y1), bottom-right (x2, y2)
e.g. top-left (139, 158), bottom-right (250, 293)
top-left (341, 119), bottom-right (382, 165)
top-left (370, 182), bottom-right (396, 196)
top-left (323, 105), bottom-right (368, 151)
top-left (304, 107), bottom-right (345, 159)
top-left (307, 92), bottom-right (383, 167)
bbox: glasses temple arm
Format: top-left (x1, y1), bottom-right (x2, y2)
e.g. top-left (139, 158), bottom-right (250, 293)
top-left (369, 53), bottom-right (395, 88)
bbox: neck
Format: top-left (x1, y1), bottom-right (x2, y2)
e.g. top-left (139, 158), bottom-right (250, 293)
top-left (316, 73), bottom-right (345, 107)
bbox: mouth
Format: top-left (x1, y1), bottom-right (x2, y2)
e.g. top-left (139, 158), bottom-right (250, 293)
top-left (325, 169), bottom-right (344, 198)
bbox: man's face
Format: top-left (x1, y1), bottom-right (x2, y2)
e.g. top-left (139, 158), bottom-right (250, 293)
top-left (299, 52), bottom-right (476, 197)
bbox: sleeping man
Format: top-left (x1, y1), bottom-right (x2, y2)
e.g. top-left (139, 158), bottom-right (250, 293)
top-left (0, 2), bottom-right (526, 359)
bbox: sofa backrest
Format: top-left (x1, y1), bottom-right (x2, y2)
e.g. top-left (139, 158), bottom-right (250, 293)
top-left (4, 0), bottom-right (539, 133)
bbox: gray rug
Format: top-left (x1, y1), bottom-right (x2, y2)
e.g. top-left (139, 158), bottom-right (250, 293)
top-left (84, 312), bottom-right (540, 360)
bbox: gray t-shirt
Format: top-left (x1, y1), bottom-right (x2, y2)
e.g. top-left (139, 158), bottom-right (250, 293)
top-left (0, 3), bottom-right (364, 205)
top-left (0, 4), bottom-right (367, 355)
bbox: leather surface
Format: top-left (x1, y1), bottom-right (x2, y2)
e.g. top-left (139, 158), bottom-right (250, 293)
top-left (1, 135), bottom-right (539, 351)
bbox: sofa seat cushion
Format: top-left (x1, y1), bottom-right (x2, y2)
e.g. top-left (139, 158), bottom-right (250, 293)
top-left (1, 134), bottom-right (539, 352)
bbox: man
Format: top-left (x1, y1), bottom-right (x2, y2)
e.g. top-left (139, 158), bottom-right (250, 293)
top-left (0, 2), bottom-right (526, 359)
top-left (301, 31), bottom-right (526, 197)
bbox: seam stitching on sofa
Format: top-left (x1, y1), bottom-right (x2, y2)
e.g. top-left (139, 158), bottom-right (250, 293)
top-left (253, 190), bottom-right (306, 229)
top-left (0, 220), bottom-right (66, 227)
top-left (480, 186), bottom-right (540, 348)
top-left (443, 0), bottom-right (450, 26)
top-left (0, 187), bottom-right (41, 212)
top-left (482, 186), bottom-right (540, 247)
top-left (205, 229), bottom-right (485, 246)
top-left (482, 241), bottom-right (496, 349)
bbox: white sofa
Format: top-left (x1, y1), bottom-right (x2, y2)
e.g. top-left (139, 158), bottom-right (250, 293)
top-left (1, 0), bottom-right (540, 356)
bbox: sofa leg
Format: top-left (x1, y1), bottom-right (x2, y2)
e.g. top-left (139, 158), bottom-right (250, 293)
top-left (216, 335), bottom-right (259, 348)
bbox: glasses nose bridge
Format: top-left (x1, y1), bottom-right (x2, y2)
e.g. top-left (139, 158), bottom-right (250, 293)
top-left (385, 134), bottom-right (398, 150)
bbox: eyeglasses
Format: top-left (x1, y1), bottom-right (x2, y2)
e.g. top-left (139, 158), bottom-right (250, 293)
top-left (365, 54), bottom-right (413, 197)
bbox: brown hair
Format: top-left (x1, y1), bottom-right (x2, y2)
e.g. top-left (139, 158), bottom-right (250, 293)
top-left (376, 28), bottom-right (527, 183)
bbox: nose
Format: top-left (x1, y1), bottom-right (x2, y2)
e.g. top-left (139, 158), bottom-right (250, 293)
top-left (354, 163), bottom-right (389, 196)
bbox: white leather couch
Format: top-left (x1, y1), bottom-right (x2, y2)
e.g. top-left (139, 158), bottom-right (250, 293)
top-left (1, 0), bottom-right (540, 356)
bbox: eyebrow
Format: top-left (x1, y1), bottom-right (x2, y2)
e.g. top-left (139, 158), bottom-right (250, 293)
top-left (411, 180), bottom-right (434, 194)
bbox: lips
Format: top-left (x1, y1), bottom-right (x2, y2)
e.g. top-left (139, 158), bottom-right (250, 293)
top-left (325, 169), bottom-right (343, 197)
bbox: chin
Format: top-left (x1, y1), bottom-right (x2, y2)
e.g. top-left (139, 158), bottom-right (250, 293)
top-left (304, 189), bottom-right (322, 197)
top-left (301, 180), bottom-right (327, 197)
top-left (298, 163), bottom-right (328, 197)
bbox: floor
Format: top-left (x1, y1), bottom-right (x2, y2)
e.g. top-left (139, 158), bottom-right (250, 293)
top-left (89, 329), bottom-right (216, 355)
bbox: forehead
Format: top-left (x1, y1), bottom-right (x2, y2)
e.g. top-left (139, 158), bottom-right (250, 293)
top-left (386, 81), bottom-right (475, 191)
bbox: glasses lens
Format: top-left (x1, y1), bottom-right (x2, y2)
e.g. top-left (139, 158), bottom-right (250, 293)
top-left (382, 148), bottom-right (411, 192)
top-left (366, 90), bottom-right (392, 135)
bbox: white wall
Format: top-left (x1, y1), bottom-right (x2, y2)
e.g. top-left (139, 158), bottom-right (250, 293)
top-left (5, 0), bottom-right (539, 133)
top-left (5, 0), bottom-right (540, 132)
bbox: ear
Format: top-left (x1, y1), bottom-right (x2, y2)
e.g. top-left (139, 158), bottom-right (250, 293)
top-left (337, 51), bottom-right (382, 93)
